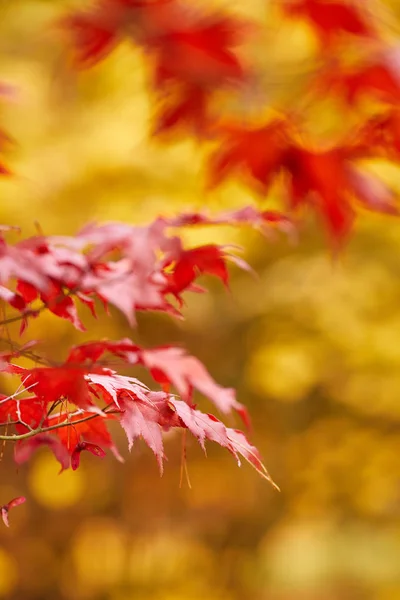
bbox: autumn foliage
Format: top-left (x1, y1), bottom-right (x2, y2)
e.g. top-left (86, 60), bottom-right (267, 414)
top-left (1, 0), bottom-right (400, 525)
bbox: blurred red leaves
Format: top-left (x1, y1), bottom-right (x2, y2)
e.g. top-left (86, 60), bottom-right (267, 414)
top-left (311, 51), bottom-right (400, 106)
top-left (58, 0), bottom-right (400, 243)
top-left (283, 144), bottom-right (399, 239)
top-left (281, 0), bottom-right (377, 48)
top-left (208, 119), bottom-right (399, 241)
top-left (153, 85), bottom-right (210, 137)
top-left (207, 118), bottom-right (292, 193)
top-left (61, 0), bottom-right (126, 67)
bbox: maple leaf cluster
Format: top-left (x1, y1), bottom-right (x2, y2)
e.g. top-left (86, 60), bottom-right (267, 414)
top-left (0, 209), bottom-right (285, 524)
top-left (60, 0), bottom-right (400, 242)
top-left (3, 0), bottom-right (400, 523)
top-left (62, 0), bottom-right (252, 135)
top-left (0, 207), bottom-right (290, 331)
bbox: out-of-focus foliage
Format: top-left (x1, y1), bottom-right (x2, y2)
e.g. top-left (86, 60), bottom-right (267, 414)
top-left (1, 1), bottom-right (400, 599)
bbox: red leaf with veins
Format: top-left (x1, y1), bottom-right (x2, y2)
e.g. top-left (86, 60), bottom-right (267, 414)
top-left (67, 338), bottom-right (141, 365)
top-left (81, 259), bottom-right (173, 326)
top-left (1, 496), bottom-right (26, 528)
top-left (87, 371), bottom-right (151, 407)
top-left (170, 399), bottom-right (278, 486)
top-left (0, 394), bottom-right (47, 434)
top-left (117, 392), bottom-right (275, 482)
top-left (141, 346), bottom-right (250, 425)
top-left (120, 397), bottom-right (166, 473)
top-left (20, 366), bottom-right (94, 409)
top-left (2, 351), bottom-right (275, 484)
top-left (67, 339), bottom-right (248, 422)
top-left (164, 245), bottom-right (232, 299)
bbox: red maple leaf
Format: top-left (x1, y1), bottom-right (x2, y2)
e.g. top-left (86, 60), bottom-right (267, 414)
top-left (145, 14), bottom-right (250, 88)
top-left (67, 339), bottom-right (249, 423)
top-left (0, 231), bottom-right (92, 329)
top-left (2, 356), bottom-right (276, 484)
top-left (0, 285), bottom-right (27, 312)
top-left (145, 11), bottom-right (254, 139)
top-left (0, 214), bottom-right (262, 328)
top-left (117, 389), bottom-right (277, 483)
top-left (283, 144), bottom-right (399, 240)
top-left (80, 259), bottom-right (174, 326)
top-left (39, 280), bottom-right (85, 331)
top-left (0, 393), bottom-right (47, 434)
top-left (140, 346), bottom-right (249, 424)
top-left (281, 0), bottom-right (377, 47)
top-left (163, 244), bottom-right (242, 302)
top-left (47, 409), bottom-right (123, 465)
top-left (208, 119), bottom-right (398, 241)
top-left (19, 365), bottom-right (95, 410)
top-left (169, 399), bottom-right (278, 486)
top-left (207, 118), bottom-right (292, 192)
top-left (61, 0), bottom-right (127, 68)
top-left (120, 396), bottom-right (167, 473)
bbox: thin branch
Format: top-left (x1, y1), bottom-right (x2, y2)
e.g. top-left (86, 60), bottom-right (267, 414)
top-left (0, 338), bottom-right (53, 366)
top-left (0, 309), bottom-right (39, 328)
top-left (0, 382), bottom-right (38, 405)
top-left (0, 405), bottom-right (121, 441)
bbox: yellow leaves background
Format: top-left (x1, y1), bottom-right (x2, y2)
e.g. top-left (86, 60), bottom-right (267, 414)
top-left (1, 1), bottom-right (400, 599)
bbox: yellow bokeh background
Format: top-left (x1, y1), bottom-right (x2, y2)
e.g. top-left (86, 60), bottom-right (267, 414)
top-left (1, 1), bottom-right (400, 599)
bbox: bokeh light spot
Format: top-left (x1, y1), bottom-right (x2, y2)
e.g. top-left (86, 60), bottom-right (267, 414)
top-left (28, 451), bottom-right (84, 508)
